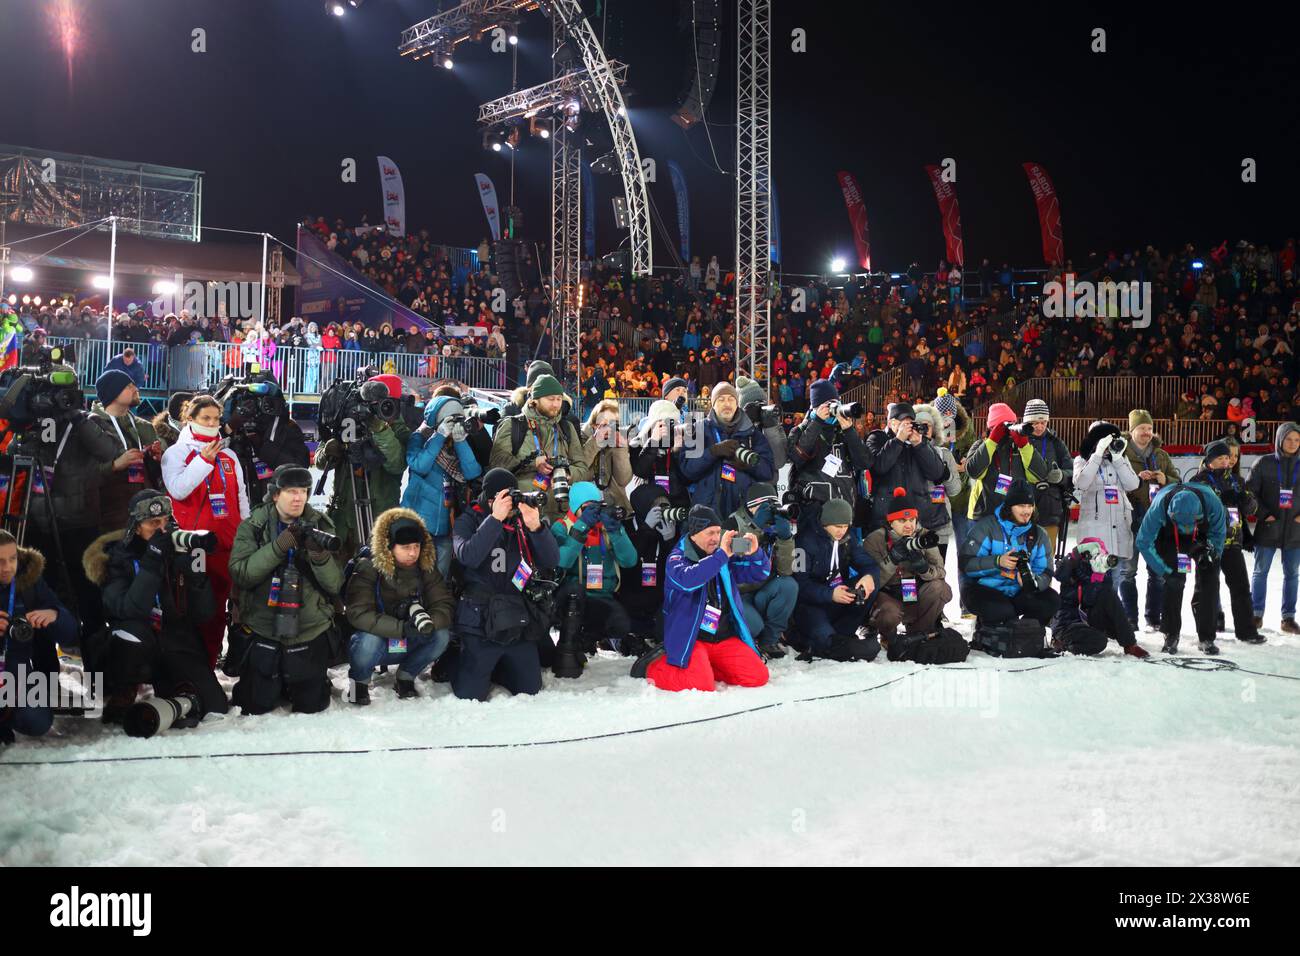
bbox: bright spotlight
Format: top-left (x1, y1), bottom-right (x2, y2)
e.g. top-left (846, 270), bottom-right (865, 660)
top-left (152, 280), bottom-right (176, 295)
top-left (538, 127), bottom-right (550, 139)
top-left (6, 294), bottom-right (14, 304)
top-left (616, 105), bottom-right (627, 117)
top-left (9, 266), bottom-right (33, 282)
top-left (92, 275), bottom-right (114, 289)
top-left (492, 142), bottom-right (502, 152)
top-left (32, 296), bottom-right (42, 306)
top-left (443, 57), bottom-right (454, 69)
top-left (830, 257), bottom-right (847, 273)
top-left (328, 3), bottom-right (345, 17)
top-left (21, 295), bottom-right (30, 304)
top-left (509, 34), bottom-right (518, 45)
top-left (1191, 260), bottom-right (1204, 270)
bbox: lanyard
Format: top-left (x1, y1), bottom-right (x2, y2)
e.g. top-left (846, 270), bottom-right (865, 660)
top-left (131, 560), bottom-right (162, 609)
top-left (1278, 458), bottom-right (1299, 490)
top-left (109, 413), bottom-right (143, 452)
top-left (187, 449), bottom-right (228, 498)
top-left (1172, 523), bottom-right (1197, 551)
top-left (531, 424), bottom-right (559, 460)
top-left (6, 581), bottom-right (14, 617)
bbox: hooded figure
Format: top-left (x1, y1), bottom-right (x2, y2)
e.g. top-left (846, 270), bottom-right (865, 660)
top-left (909, 403), bottom-right (963, 547)
top-left (1072, 421), bottom-right (1140, 561)
top-left (402, 394), bottom-right (483, 577)
top-left (1136, 481), bottom-right (1228, 655)
top-left (1245, 422), bottom-right (1300, 631)
top-left (344, 507), bottom-right (455, 704)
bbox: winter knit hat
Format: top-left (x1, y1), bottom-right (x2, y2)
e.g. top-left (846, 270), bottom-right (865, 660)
top-left (646, 399), bottom-right (679, 423)
top-left (1128, 409), bottom-right (1154, 430)
top-left (886, 487), bottom-right (919, 522)
top-left (745, 482), bottom-right (778, 508)
top-left (710, 381), bottom-right (739, 405)
top-left (95, 368), bottom-right (135, 407)
top-left (987, 403), bottom-right (1017, 432)
top-left (1168, 488), bottom-right (1203, 531)
top-left (736, 375), bottom-right (767, 408)
top-left (480, 467), bottom-right (517, 505)
top-left (430, 397), bottom-right (466, 425)
top-left (530, 374), bottom-right (565, 400)
top-left (1022, 398), bottom-right (1050, 422)
top-left (687, 504), bottom-right (722, 536)
top-left (887, 402), bottom-right (916, 422)
top-left (820, 498), bottom-right (853, 526)
top-left (525, 361), bottom-right (556, 386)
top-left (934, 389), bottom-right (959, 420)
top-left (809, 378), bottom-right (837, 409)
top-left (1203, 439), bottom-right (1232, 464)
top-left (662, 376), bottom-right (688, 397)
top-left (1002, 478), bottom-right (1036, 509)
top-left (566, 481), bottom-right (603, 515)
top-left (167, 390), bottom-right (195, 423)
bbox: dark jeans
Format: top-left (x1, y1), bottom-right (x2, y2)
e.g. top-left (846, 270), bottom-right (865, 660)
top-left (105, 624), bottom-right (230, 716)
top-left (961, 582), bottom-right (1060, 626)
top-left (1116, 554), bottom-right (1166, 627)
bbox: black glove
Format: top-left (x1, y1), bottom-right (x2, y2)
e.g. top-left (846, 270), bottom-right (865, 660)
top-left (711, 439), bottom-right (739, 459)
top-left (597, 506), bottom-right (622, 532)
top-left (141, 536), bottom-right (167, 572)
top-left (402, 619), bottom-right (426, 640)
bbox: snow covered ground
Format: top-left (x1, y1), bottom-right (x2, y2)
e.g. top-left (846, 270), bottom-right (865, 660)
top-left (3, 538), bottom-right (1299, 867)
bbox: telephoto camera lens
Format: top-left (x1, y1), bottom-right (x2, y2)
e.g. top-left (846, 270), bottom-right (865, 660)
top-left (8, 618), bottom-right (34, 643)
top-left (124, 692), bottom-right (203, 739)
top-left (170, 528), bottom-right (219, 553)
top-left (406, 600), bottom-right (435, 635)
top-left (304, 528), bottom-right (341, 552)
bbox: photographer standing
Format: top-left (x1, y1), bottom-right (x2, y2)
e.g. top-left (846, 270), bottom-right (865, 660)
top-left (726, 482), bottom-right (797, 659)
top-left (82, 491), bottom-right (227, 725)
top-left (1021, 400), bottom-right (1074, 555)
top-left (863, 488), bottom-right (964, 662)
top-left (634, 505), bottom-right (771, 692)
top-left (222, 378), bottom-right (309, 506)
top-left (1135, 482), bottom-right (1227, 655)
top-left (864, 403), bottom-right (947, 533)
top-left (229, 465), bottom-right (343, 715)
top-left (959, 479), bottom-right (1060, 634)
top-left (403, 393), bottom-right (483, 579)
top-left (1192, 441), bottom-right (1263, 645)
top-left (737, 374), bottom-right (788, 473)
top-left (630, 400), bottom-right (692, 514)
top-left (90, 369), bottom-right (162, 533)
top-left (5, 365), bottom-right (120, 648)
top-left (551, 481), bottom-right (640, 669)
top-left (0, 530), bottom-right (76, 743)
top-left (489, 374), bottom-right (589, 522)
top-left (1246, 422), bottom-right (1300, 633)
top-left (963, 403), bottom-right (1052, 521)
top-left (910, 404), bottom-right (964, 557)
top-left (1073, 421), bottom-right (1139, 595)
top-left (162, 395), bottom-right (251, 668)
top-left (1121, 410), bottom-right (1179, 631)
top-left (789, 499), bottom-right (881, 662)
top-left (344, 508), bottom-right (455, 704)
top-left (315, 373), bottom-right (412, 559)
top-left (582, 400), bottom-right (634, 514)
top-left (786, 379), bottom-right (870, 528)
top-left (679, 382), bottom-right (775, 519)
top-left (450, 468), bottom-right (560, 701)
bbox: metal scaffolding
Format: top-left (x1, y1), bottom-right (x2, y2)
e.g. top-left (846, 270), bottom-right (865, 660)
top-left (734, 0), bottom-right (771, 385)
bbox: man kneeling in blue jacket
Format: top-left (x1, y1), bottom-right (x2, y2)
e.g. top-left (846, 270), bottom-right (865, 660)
top-left (1136, 482), bottom-right (1227, 655)
top-left (633, 505), bottom-right (770, 692)
top-left (959, 478), bottom-right (1060, 631)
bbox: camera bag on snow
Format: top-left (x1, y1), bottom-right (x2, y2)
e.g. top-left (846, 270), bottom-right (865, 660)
top-left (971, 618), bottom-right (1056, 658)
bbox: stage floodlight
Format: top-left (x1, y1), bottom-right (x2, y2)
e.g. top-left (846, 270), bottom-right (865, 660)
top-left (328, 2), bottom-right (345, 16)
top-left (10, 266), bottom-right (33, 283)
top-left (831, 257), bottom-right (847, 273)
top-left (152, 280), bottom-right (176, 295)
top-left (92, 275), bottom-right (114, 289)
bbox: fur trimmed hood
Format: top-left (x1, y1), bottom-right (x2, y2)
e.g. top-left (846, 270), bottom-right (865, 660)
top-left (82, 530), bottom-right (127, 587)
top-left (369, 507), bottom-right (435, 580)
top-left (14, 544), bottom-right (46, 593)
top-left (152, 411), bottom-right (180, 448)
top-left (911, 403), bottom-right (947, 444)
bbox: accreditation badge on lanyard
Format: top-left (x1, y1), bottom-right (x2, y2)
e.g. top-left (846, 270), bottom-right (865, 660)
top-left (111, 414), bottom-right (146, 483)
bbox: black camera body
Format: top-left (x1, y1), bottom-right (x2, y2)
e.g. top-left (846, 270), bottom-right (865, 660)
top-left (318, 375), bottom-right (399, 443)
top-left (851, 588), bottom-right (869, 606)
top-left (8, 617), bottom-right (34, 643)
top-left (511, 489), bottom-right (547, 510)
top-left (743, 401), bottom-right (780, 430)
top-left (302, 526), bottom-right (341, 552)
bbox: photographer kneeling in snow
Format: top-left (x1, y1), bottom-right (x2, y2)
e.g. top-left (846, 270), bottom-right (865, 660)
top-left (863, 489), bottom-right (965, 663)
top-left (344, 509), bottom-right (455, 705)
top-left (633, 505), bottom-right (770, 692)
top-left (1050, 538), bottom-right (1149, 657)
top-left (789, 498), bottom-right (881, 662)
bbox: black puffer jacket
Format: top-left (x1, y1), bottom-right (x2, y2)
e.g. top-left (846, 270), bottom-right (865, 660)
top-left (1026, 427), bottom-right (1074, 528)
top-left (786, 414), bottom-right (871, 508)
top-left (1245, 423), bottom-right (1300, 550)
top-left (15, 410), bottom-right (120, 531)
top-left (863, 430), bottom-right (948, 530)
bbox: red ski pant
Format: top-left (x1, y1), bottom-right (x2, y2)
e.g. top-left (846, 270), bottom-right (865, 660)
top-left (200, 549), bottom-right (232, 669)
top-left (646, 638), bottom-right (769, 692)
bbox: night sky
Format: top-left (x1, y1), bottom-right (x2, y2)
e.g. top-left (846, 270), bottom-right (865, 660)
top-left (1, 0), bottom-right (1295, 275)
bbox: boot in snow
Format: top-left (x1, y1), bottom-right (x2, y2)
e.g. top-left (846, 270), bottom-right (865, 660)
top-left (630, 645), bottom-right (665, 679)
top-left (394, 677), bottom-right (419, 700)
top-left (1123, 643), bottom-right (1150, 659)
top-left (1281, 618), bottom-right (1300, 635)
top-left (348, 681), bottom-right (371, 706)
top-left (1161, 636), bottom-right (1179, 655)
top-left (1198, 640), bottom-right (1220, 655)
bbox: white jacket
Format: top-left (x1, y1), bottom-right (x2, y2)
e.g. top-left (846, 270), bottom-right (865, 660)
top-left (161, 424), bottom-right (251, 519)
top-left (1072, 448), bottom-right (1139, 558)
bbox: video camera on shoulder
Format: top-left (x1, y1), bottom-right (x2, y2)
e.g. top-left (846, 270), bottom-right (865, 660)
top-left (0, 345), bottom-right (83, 429)
top-left (318, 371), bottom-right (399, 443)
top-left (743, 400), bottom-right (780, 430)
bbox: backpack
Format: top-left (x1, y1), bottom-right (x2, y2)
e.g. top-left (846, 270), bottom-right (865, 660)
top-left (509, 414), bottom-right (579, 458)
top-left (971, 618), bottom-right (1055, 658)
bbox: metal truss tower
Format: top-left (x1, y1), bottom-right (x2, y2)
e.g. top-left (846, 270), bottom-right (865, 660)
top-left (735, 0), bottom-right (771, 385)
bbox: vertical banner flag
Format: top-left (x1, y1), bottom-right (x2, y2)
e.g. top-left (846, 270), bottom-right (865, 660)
top-left (769, 182), bottom-right (781, 265)
top-left (582, 161), bottom-right (596, 259)
top-left (377, 156), bottom-right (405, 237)
top-left (667, 159), bottom-right (691, 264)
top-left (474, 173), bottom-right (502, 242)
top-left (1022, 162), bottom-right (1064, 265)
top-left (835, 171), bottom-right (871, 271)
top-left (923, 164), bottom-right (964, 267)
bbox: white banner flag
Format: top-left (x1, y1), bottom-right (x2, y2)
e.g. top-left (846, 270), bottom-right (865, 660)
top-left (377, 156), bottom-right (405, 237)
top-left (474, 173), bottom-right (502, 241)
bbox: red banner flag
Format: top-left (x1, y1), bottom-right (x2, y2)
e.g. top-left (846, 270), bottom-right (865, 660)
top-left (1022, 162), bottom-right (1064, 266)
top-left (835, 171), bottom-right (871, 271)
top-left (923, 165), bottom-right (964, 267)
